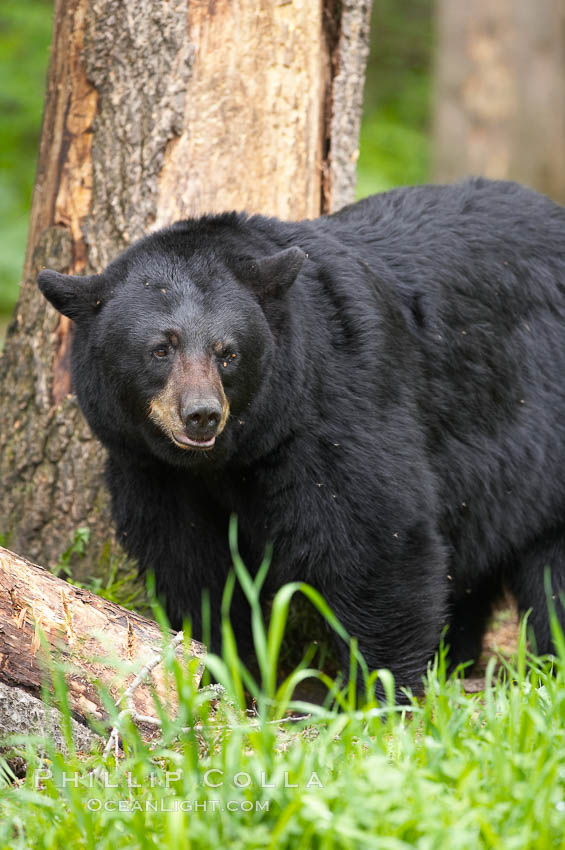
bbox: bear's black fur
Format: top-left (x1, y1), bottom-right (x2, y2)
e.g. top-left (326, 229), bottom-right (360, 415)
top-left (38, 178), bottom-right (565, 694)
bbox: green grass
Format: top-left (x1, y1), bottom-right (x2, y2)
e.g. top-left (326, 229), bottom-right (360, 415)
top-left (1, 527), bottom-right (565, 849)
top-left (3, 657), bottom-right (565, 849)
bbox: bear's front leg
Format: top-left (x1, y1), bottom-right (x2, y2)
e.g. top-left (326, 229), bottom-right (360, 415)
top-left (318, 524), bottom-right (450, 699)
top-left (104, 454), bottom-right (254, 657)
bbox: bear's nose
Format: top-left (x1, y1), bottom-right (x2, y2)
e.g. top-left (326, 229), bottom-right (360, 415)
top-left (181, 399), bottom-right (222, 441)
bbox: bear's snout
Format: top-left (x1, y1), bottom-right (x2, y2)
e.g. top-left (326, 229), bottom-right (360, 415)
top-left (148, 353), bottom-right (231, 452)
top-left (181, 397), bottom-right (222, 442)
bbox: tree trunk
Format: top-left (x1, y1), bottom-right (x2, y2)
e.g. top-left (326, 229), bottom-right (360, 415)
top-left (433, 0), bottom-right (565, 202)
top-left (0, 0), bottom-right (372, 575)
top-left (0, 545), bottom-right (205, 732)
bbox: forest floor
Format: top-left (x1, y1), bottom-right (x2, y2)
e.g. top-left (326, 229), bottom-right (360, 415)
top-left (463, 599), bottom-right (520, 693)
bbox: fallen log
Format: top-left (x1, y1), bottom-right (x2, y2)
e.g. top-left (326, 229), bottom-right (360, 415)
top-left (0, 680), bottom-right (103, 754)
top-left (0, 546), bottom-right (206, 737)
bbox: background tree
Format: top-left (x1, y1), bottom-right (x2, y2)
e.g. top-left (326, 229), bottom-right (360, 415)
top-left (433, 0), bottom-right (565, 201)
top-left (0, 0), bottom-right (435, 341)
top-left (0, 0), bottom-right (372, 573)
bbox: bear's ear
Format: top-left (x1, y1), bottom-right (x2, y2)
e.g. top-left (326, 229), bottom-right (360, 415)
top-left (234, 247), bottom-right (306, 298)
top-left (37, 270), bottom-right (107, 322)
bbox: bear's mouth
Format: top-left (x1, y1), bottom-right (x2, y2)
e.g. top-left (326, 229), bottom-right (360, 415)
top-left (171, 431), bottom-right (216, 451)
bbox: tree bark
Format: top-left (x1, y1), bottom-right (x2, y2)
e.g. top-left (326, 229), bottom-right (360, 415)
top-left (433, 0), bottom-right (565, 201)
top-left (0, 0), bottom-right (372, 575)
top-left (0, 545), bottom-right (205, 732)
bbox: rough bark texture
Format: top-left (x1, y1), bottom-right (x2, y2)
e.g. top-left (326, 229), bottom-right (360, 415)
top-left (0, 0), bottom-right (372, 575)
top-left (433, 0), bottom-right (565, 202)
top-left (0, 545), bottom-right (205, 731)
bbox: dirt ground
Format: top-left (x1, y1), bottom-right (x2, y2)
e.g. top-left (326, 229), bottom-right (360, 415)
top-left (462, 599), bottom-right (521, 693)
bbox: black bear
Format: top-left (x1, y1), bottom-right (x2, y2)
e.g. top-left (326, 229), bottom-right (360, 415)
top-left (38, 178), bottom-right (565, 695)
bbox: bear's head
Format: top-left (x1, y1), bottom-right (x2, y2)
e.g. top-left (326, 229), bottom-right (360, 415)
top-left (37, 218), bottom-right (306, 469)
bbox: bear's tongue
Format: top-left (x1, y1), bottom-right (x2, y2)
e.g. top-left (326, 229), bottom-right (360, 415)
top-left (172, 431), bottom-right (216, 450)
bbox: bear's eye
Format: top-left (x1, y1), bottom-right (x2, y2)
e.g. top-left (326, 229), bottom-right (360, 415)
top-left (213, 341), bottom-right (238, 368)
top-left (219, 351), bottom-right (238, 368)
top-left (152, 345), bottom-right (170, 359)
